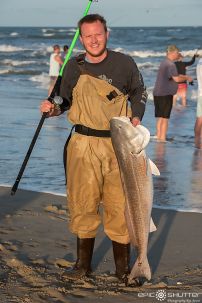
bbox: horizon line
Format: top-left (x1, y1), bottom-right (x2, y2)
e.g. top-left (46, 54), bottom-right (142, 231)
top-left (0, 25), bottom-right (202, 28)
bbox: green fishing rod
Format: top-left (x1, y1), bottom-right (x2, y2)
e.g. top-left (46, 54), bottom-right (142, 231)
top-left (11, 0), bottom-right (94, 196)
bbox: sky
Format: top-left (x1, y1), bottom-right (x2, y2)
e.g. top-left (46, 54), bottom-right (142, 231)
top-left (1, 0), bottom-right (202, 27)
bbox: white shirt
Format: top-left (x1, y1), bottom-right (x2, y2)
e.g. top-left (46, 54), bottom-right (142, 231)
top-left (197, 58), bottom-right (202, 96)
top-left (49, 53), bottom-right (61, 77)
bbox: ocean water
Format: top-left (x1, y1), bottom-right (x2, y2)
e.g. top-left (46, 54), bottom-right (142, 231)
top-left (0, 26), bottom-right (202, 212)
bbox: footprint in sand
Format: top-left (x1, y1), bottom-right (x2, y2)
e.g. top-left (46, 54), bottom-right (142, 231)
top-left (1, 241), bottom-right (18, 252)
top-left (44, 204), bottom-right (67, 216)
top-left (0, 227), bottom-right (16, 235)
top-left (54, 258), bottom-right (74, 268)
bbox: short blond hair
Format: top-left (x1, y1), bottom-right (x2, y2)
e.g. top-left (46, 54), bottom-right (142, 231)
top-left (166, 45), bottom-right (180, 53)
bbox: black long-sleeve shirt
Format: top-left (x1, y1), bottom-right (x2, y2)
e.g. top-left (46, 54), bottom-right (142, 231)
top-left (59, 50), bottom-right (147, 120)
top-left (175, 55), bottom-right (196, 83)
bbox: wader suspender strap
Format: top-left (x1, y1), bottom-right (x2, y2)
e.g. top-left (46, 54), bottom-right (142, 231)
top-left (76, 53), bottom-right (120, 100)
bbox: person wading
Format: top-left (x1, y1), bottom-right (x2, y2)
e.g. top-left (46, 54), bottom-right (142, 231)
top-left (173, 52), bottom-right (197, 107)
top-left (48, 44), bottom-right (63, 96)
top-left (153, 45), bottom-right (193, 141)
top-left (40, 14), bottom-right (147, 285)
top-left (194, 57), bottom-right (202, 148)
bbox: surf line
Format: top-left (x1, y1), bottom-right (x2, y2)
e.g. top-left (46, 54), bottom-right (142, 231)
top-left (11, 0), bottom-right (95, 196)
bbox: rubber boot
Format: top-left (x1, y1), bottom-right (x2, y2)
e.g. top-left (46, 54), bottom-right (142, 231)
top-left (63, 237), bottom-right (95, 280)
top-left (112, 241), bottom-right (130, 285)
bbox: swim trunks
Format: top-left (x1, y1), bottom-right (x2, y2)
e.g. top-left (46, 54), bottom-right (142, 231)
top-left (154, 95), bottom-right (173, 118)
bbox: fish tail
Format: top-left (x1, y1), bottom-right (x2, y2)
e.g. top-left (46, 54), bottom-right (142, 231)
top-left (128, 257), bottom-right (151, 283)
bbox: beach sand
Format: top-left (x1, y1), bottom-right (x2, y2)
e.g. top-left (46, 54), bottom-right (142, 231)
top-left (0, 185), bottom-right (202, 303)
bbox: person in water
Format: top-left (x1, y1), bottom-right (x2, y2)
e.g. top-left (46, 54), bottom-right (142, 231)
top-left (173, 52), bottom-right (198, 107)
top-left (48, 44), bottom-right (63, 96)
top-left (194, 56), bottom-right (202, 149)
top-left (40, 14), bottom-right (147, 285)
top-left (62, 44), bottom-right (69, 60)
top-left (153, 45), bottom-right (193, 141)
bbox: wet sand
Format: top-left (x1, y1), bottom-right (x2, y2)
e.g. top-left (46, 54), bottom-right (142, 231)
top-left (0, 186), bottom-right (202, 303)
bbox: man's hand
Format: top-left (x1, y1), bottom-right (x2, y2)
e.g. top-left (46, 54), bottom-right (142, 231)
top-left (40, 100), bottom-right (59, 117)
top-left (131, 117), bottom-right (141, 127)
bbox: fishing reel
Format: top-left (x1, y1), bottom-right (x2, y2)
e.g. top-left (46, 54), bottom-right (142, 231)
top-left (48, 95), bottom-right (63, 110)
top-left (52, 96), bottom-right (63, 106)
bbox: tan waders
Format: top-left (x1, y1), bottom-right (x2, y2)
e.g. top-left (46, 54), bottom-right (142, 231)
top-left (64, 73), bottom-right (132, 282)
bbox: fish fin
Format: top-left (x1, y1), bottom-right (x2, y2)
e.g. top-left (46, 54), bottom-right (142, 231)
top-left (150, 217), bottom-right (157, 232)
top-left (136, 125), bottom-right (150, 150)
top-left (128, 257), bottom-right (151, 283)
top-left (149, 159), bottom-right (160, 175)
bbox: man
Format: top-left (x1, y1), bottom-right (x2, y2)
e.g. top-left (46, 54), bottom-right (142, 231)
top-left (48, 44), bottom-right (63, 96)
top-left (173, 52), bottom-right (197, 107)
top-left (40, 14), bottom-right (147, 284)
top-left (194, 57), bottom-right (202, 149)
top-left (153, 45), bottom-right (193, 141)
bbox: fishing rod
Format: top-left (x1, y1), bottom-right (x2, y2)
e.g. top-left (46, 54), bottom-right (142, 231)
top-left (188, 47), bottom-right (201, 85)
top-left (11, 0), bottom-right (94, 196)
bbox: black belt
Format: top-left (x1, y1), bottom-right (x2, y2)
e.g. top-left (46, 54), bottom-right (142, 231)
top-left (75, 124), bottom-right (111, 137)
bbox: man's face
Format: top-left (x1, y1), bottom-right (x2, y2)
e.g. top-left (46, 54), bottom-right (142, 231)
top-left (168, 50), bottom-right (179, 61)
top-left (172, 51), bottom-right (180, 60)
top-left (79, 21), bottom-right (109, 58)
